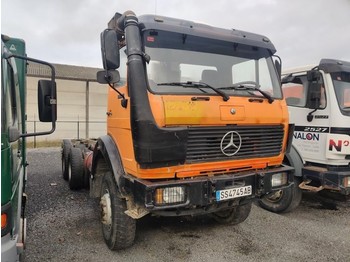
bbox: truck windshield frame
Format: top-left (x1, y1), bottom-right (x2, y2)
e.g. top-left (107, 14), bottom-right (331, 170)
top-left (1, 56), bottom-right (20, 135)
top-left (143, 30), bottom-right (282, 99)
top-left (331, 71), bottom-right (350, 116)
top-left (1, 57), bottom-right (7, 134)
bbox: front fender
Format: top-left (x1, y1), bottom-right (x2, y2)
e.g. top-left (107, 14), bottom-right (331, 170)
top-left (91, 135), bottom-right (126, 195)
top-left (284, 145), bottom-right (304, 177)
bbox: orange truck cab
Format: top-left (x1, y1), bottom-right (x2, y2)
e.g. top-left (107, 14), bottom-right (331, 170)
top-left (78, 11), bottom-right (294, 250)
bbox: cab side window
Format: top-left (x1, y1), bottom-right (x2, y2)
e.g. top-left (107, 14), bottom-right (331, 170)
top-left (282, 74), bottom-right (326, 109)
top-left (118, 46), bottom-right (127, 86)
top-left (282, 76), bottom-right (306, 107)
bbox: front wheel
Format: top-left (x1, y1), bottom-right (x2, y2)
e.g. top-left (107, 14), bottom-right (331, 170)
top-left (211, 202), bottom-right (252, 225)
top-left (258, 177), bottom-right (302, 213)
top-left (100, 171), bottom-right (136, 250)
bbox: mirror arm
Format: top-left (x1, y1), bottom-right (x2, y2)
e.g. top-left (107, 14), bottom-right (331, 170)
top-left (8, 54), bottom-right (57, 137)
top-left (108, 82), bottom-right (128, 108)
top-left (307, 108), bottom-right (318, 122)
top-left (7, 54), bottom-right (56, 83)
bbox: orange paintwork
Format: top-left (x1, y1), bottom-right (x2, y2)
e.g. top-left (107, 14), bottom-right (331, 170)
top-left (162, 95), bottom-right (287, 126)
top-left (107, 84), bottom-right (289, 180)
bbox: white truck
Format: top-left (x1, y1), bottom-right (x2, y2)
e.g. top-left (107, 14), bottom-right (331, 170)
top-left (259, 59), bottom-right (350, 213)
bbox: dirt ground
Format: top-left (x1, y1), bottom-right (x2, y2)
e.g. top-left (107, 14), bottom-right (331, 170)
top-left (23, 148), bottom-right (350, 262)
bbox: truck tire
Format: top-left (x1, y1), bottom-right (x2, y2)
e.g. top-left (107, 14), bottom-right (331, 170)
top-left (100, 171), bottom-right (136, 250)
top-left (258, 146), bottom-right (304, 213)
top-left (61, 139), bottom-right (72, 180)
top-left (258, 176), bottom-right (302, 213)
top-left (68, 147), bottom-right (84, 190)
top-left (285, 176), bottom-right (303, 212)
top-left (211, 202), bottom-right (252, 225)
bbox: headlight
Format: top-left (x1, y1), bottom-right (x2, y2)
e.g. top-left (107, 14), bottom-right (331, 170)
top-left (155, 186), bottom-right (185, 205)
top-left (344, 177), bottom-right (350, 188)
top-left (271, 172), bottom-right (288, 187)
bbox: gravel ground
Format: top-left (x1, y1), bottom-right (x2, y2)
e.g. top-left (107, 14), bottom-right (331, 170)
top-left (23, 148), bottom-right (350, 262)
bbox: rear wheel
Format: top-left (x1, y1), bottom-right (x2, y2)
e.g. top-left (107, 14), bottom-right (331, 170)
top-left (68, 147), bottom-right (84, 190)
top-left (258, 176), bottom-right (302, 213)
top-left (100, 171), bottom-right (136, 250)
top-left (61, 139), bottom-right (72, 180)
top-left (211, 202), bottom-right (252, 225)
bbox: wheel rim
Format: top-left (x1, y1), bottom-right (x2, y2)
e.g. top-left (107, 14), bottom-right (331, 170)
top-left (265, 190), bottom-right (283, 203)
top-left (100, 190), bottom-right (112, 228)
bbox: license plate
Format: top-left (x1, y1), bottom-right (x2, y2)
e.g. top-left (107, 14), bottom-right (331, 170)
top-left (216, 185), bottom-right (252, 201)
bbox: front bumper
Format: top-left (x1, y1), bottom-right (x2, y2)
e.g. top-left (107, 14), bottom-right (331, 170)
top-left (129, 165), bottom-right (293, 216)
top-left (303, 166), bottom-right (350, 195)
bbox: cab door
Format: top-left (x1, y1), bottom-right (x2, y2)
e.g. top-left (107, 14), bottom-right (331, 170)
top-left (282, 72), bottom-right (330, 164)
top-left (4, 56), bottom-right (24, 237)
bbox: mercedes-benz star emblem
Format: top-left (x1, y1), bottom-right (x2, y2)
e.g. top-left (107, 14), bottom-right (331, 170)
top-left (220, 131), bottom-right (242, 156)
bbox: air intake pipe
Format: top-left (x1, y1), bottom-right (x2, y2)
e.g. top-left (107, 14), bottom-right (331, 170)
top-left (111, 11), bottom-right (188, 168)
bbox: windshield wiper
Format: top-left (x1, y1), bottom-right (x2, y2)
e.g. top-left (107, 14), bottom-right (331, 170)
top-left (219, 81), bottom-right (274, 103)
top-left (157, 81), bottom-right (230, 101)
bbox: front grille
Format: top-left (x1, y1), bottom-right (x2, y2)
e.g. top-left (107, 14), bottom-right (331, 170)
top-left (186, 125), bottom-right (284, 163)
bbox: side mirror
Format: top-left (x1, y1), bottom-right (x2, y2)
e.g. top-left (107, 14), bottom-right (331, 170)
top-left (101, 29), bottom-right (120, 70)
top-left (307, 70), bottom-right (321, 82)
top-left (306, 70), bottom-right (322, 109)
top-left (38, 80), bottom-right (57, 122)
top-left (97, 70), bottom-right (120, 84)
top-left (306, 83), bottom-right (322, 109)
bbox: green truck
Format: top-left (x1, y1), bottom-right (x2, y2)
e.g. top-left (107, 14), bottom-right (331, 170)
top-left (1, 35), bottom-right (57, 261)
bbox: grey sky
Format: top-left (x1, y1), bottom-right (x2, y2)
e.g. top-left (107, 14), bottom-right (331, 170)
top-left (2, 0), bottom-right (350, 69)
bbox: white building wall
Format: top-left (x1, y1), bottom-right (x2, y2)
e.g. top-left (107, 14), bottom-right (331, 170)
top-left (88, 81), bottom-right (108, 138)
top-left (26, 76), bottom-right (108, 143)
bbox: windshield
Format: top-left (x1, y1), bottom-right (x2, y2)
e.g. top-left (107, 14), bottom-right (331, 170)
top-left (144, 31), bottom-right (282, 99)
top-left (331, 72), bottom-right (350, 116)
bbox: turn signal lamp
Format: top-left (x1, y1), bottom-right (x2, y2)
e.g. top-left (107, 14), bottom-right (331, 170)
top-left (155, 186), bottom-right (185, 205)
top-left (1, 213), bottom-right (7, 229)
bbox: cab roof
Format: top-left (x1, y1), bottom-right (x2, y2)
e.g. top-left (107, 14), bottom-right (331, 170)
top-left (283, 58), bottom-right (350, 75)
top-left (108, 13), bottom-right (276, 54)
top-left (319, 59), bottom-right (350, 73)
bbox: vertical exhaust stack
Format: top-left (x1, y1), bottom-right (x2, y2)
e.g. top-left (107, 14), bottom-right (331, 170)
top-left (117, 10), bottom-right (137, 32)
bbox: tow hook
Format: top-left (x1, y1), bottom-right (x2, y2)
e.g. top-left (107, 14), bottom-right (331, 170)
top-left (299, 179), bottom-right (324, 192)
